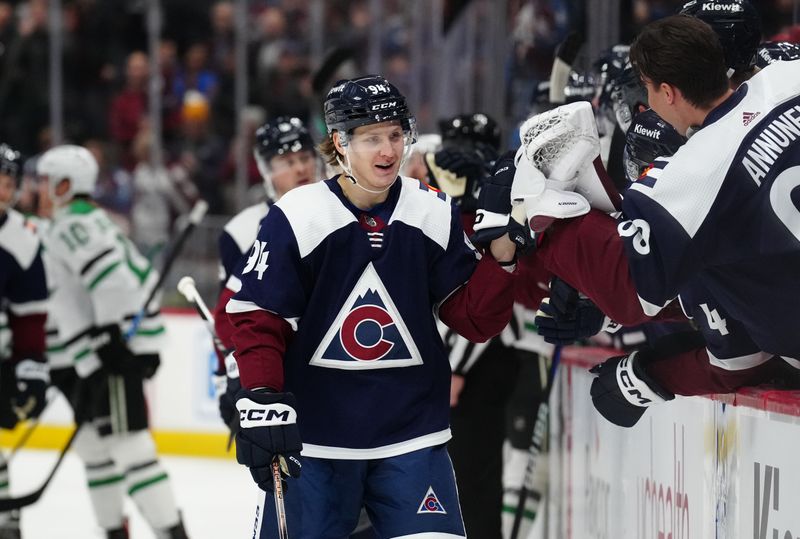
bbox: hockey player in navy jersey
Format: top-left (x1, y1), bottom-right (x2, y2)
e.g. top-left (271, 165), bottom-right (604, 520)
top-left (0, 143), bottom-right (48, 538)
top-left (212, 117), bottom-right (319, 431)
top-left (527, 15), bottom-right (800, 427)
top-left (226, 75), bottom-right (520, 538)
top-left (35, 145), bottom-right (187, 538)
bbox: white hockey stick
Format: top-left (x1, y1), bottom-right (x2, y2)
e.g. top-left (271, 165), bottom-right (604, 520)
top-left (177, 276), bottom-right (230, 357)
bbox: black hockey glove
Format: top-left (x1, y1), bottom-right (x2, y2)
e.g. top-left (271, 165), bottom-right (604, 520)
top-left (235, 388), bottom-right (302, 491)
top-left (72, 368), bottom-right (109, 424)
top-left (425, 147), bottom-right (487, 211)
top-left (11, 359), bottom-right (49, 420)
top-left (535, 277), bottom-right (606, 345)
top-left (589, 350), bottom-right (674, 428)
top-left (93, 324), bottom-right (142, 377)
top-left (472, 151), bottom-right (535, 251)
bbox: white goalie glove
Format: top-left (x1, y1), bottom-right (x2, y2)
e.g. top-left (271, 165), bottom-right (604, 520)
top-left (511, 101), bottom-right (622, 232)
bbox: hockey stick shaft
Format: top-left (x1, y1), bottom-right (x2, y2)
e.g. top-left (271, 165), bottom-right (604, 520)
top-left (510, 345), bottom-right (562, 539)
top-left (176, 276), bottom-right (231, 356)
top-left (272, 456), bottom-right (290, 538)
top-left (0, 424), bottom-right (81, 512)
top-left (126, 199), bottom-right (208, 340)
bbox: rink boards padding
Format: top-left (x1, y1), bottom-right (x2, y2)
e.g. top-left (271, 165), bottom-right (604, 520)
top-left (548, 346), bottom-right (800, 539)
top-left (1, 309), bottom-right (232, 459)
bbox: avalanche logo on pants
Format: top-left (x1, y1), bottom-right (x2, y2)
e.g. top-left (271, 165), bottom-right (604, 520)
top-left (417, 486), bottom-right (447, 514)
top-left (310, 263), bottom-right (422, 370)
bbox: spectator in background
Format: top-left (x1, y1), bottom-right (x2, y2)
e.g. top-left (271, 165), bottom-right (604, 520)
top-left (170, 90), bottom-right (226, 214)
top-left (130, 125), bottom-right (197, 258)
top-left (109, 51), bottom-right (149, 170)
top-left (85, 139), bottom-right (134, 230)
top-left (173, 42), bottom-right (219, 105)
top-left (0, 0), bottom-right (50, 154)
top-left (220, 105), bottom-right (267, 204)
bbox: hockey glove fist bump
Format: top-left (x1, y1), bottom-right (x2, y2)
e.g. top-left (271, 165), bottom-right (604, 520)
top-left (535, 277), bottom-right (605, 345)
top-left (472, 151), bottom-right (535, 253)
top-left (12, 359), bottom-right (49, 420)
top-left (235, 388), bottom-right (302, 491)
top-left (589, 350), bottom-right (674, 427)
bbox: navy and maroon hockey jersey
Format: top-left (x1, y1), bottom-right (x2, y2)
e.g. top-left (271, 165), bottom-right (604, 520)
top-left (228, 176), bottom-right (513, 459)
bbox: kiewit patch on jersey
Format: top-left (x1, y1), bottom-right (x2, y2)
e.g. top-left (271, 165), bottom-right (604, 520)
top-left (417, 486), bottom-right (447, 514)
top-left (309, 263), bottom-right (422, 369)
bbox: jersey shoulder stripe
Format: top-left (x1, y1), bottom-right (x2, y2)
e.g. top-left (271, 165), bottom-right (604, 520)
top-left (222, 201), bottom-right (269, 253)
top-left (0, 210), bottom-right (40, 269)
top-left (388, 177), bottom-right (453, 251)
top-left (275, 182), bottom-right (357, 258)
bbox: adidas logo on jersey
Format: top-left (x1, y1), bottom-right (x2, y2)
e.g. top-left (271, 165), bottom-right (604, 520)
top-left (742, 111), bottom-right (760, 126)
top-left (417, 486), bottom-right (447, 514)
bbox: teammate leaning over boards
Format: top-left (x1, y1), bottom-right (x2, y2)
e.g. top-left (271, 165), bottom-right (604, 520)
top-left (0, 144), bottom-right (48, 539)
top-left (35, 145), bottom-right (188, 539)
top-left (226, 75), bottom-right (520, 538)
top-left (525, 15), bottom-right (800, 427)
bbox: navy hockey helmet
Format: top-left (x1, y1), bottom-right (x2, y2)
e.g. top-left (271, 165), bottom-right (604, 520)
top-left (323, 75), bottom-right (417, 142)
top-left (622, 109), bottom-right (686, 186)
top-left (756, 41), bottom-right (800, 69)
top-left (0, 143), bottom-right (23, 186)
top-left (254, 116), bottom-right (315, 162)
top-left (564, 71), bottom-right (599, 104)
top-left (679, 0), bottom-right (762, 73)
top-left (610, 66), bottom-right (649, 133)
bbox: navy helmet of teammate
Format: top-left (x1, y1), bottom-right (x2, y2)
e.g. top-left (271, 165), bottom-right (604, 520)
top-left (0, 143), bottom-right (23, 214)
top-left (680, 0), bottom-right (761, 81)
top-left (610, 66), bottom-right (649, 134)
top-left (253, 116), bottom-right (318, 201)
top-left (756, 41), bottom-right (800, 69)
top-left (622, 109), bottom-right (687, 187)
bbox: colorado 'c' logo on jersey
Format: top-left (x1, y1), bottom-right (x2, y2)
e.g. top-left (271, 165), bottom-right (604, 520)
top-left (309, 263), bottom-right (423, 370)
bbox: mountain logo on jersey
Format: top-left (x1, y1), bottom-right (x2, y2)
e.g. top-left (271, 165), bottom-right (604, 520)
top-left (742, 111), bottom-right (760, 126)
top-left (309, 263), bottom-right (422, 370)
top-left (417, 486), bottom-right (447, 514)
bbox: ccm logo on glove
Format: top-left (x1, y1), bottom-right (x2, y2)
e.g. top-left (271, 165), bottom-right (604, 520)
top-left (237, 399), bottom-right (297, 427)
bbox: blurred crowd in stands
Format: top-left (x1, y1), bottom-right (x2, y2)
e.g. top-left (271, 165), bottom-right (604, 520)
top-left (0, 0), bottom-right (796, 256)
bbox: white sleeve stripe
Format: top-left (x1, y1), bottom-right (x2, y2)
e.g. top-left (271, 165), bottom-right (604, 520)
top-left (637, 294), bottom-right (670, 317)
top-left (707, 350), bottom-right (773, 371)
top-left (9, 299), bottom-right (48, 315)
top-left (225, 275), bottom-right (242, 293)
top-left (225, 299), bottom-right (266, 313)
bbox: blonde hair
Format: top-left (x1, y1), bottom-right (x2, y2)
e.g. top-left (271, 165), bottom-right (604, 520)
top-left (318, 135), bottom-right (343, 167)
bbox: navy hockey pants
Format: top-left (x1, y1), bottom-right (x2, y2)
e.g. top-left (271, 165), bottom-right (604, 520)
top-left (253, 444), bottom-right (466, 538)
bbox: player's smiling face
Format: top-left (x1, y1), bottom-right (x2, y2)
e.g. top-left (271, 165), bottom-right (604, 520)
top-left (344, 121), bottom-right (406, 190)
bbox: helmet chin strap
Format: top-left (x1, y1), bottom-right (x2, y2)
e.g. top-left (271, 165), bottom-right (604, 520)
top-left (336, 143), bottom-right (413, 195)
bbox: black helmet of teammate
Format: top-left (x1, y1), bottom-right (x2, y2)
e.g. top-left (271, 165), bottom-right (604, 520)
top-left (438, 113), bottom-right (501, 152)
top-left (254, 117), bottom-right (315, 162)
top-left (564, 71), bottom-right (599, 104)
top-left (610, 66), bottom-right (649, 133)
top-left (0, 143), bottom-right (23, 186)
top-left (756, 41), bottom-right (800, 69)
top-left (679, 0), bottom-right (762, 73)
top-left (323, 75), bottom-right (417, 141)
top-left (622, 109), bottom-right (686, 187)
